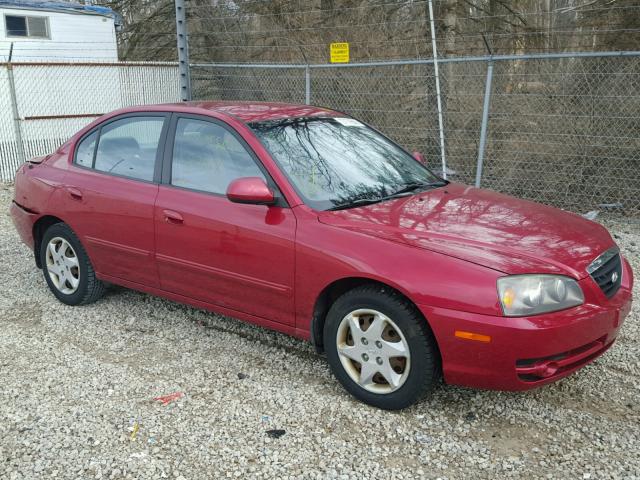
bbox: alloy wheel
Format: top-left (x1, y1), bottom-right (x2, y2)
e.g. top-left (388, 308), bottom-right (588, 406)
top-left (45, 237), bottom-right (80, 295)
top-left (335, 308), bottom-right (411, 394)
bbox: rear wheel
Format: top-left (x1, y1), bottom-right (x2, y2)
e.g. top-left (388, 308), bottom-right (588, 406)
top-left (40, 223), bottom-right (105, 306)
top-left (324, 285), bottom-right (440, 409)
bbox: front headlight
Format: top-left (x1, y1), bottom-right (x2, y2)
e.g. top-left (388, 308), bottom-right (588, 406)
top-left (497, 275), bottom-right (584, 317)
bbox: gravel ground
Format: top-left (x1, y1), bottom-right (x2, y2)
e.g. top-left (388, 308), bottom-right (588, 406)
top-left (0, 183), bottom-right (639, 480)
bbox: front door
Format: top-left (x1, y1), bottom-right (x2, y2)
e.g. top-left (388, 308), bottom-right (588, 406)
top-left (154, 115), bottom-right (296, 325)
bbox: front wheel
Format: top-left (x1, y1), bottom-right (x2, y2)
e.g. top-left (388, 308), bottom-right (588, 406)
top-left (40, 223), bottom-right (105, 306)
top-left (324, 285), bottom-right (440, 410)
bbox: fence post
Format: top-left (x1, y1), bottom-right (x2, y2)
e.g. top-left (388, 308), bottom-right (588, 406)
top-left (6, 57), bottom-right (27, 164)
top-left (428, 0), bottom-right (447, 179)
top-left (174, 0), bottom-right (191, 101)
top-left (475, 59), bottom-right (494, 188)
top-left (305, 65), bottom-right (311, 105)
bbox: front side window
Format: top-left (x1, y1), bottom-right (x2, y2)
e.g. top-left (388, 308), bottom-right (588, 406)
top-left (94, 117), bottom-right (164, 181)
top-left (171, 118), bottom-right (266, 194)
top-left (5, 15), bottom-right (49, 38)
top-left (250, 117), bottom-right (442, 210)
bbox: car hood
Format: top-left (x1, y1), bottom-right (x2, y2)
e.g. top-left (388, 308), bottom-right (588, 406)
top-left (317, 183), bottom-right (615, 279)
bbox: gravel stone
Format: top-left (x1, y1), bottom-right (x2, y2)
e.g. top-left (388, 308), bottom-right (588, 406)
top-left (1, 183), bottom-right (639, 479)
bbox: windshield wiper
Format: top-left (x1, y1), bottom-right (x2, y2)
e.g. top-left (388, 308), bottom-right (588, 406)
top-left (327, 180), bottom-right (449, 211)
top-left (388, 182), bottom-right (427, 197)
top-left (327, 197), bottom-right (387, 211)
top-left (388, 180), bottom-right (448, 197)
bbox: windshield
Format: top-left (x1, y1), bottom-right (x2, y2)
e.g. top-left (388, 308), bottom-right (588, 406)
top-left (249, 116), bottom-right (443, 211)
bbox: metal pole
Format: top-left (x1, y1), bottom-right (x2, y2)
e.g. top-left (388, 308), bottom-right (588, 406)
top-left (305, 65), bottom-right (311, 105)
top-left (475, 60), bottom-right (494, 188)
top-left (174, 0), bottom-right (191, 101)
top-left (7, 43), bottom-right (26, 164)
top-left (428, 0), bottom-right (447, 179)
top-left (195, 50), bottom-right (640, 70)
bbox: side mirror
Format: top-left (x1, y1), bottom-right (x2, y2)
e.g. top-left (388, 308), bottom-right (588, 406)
top-left (226, 177), bottom-right (276, 205)
top-left (412, 151), bottom-right (426, 165)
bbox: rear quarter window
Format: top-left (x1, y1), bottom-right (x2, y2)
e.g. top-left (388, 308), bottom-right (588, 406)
top-left (74, 130), bottom-right (97, 168)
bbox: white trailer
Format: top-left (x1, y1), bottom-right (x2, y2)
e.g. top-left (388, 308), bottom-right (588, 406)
top-left (0, 0), bottom-right (120, 61)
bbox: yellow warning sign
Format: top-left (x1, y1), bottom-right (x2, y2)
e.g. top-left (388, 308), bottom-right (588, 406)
top-left (330, 43), bottom-right (350, 63)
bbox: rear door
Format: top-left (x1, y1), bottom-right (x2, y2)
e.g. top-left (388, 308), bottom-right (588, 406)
top-left (154, 114), bottom-right (296, 326)
top-left (64, 113), bottom-right (169, 287)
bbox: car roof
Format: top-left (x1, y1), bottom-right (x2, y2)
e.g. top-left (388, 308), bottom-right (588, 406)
top-left (158, 101), bottom-right (342, 123)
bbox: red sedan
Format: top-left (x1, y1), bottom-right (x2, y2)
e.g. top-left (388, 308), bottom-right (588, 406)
top-left (10, 102), bottom-right (633, 409)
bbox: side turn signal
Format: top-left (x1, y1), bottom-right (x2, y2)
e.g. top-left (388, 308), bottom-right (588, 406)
top-left (454, 330), bottom-right (491, 343)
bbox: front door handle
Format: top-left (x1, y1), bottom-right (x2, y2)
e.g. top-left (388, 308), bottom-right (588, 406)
top-left (66, 187), bottom-right (83, 200)
top-left (163, 209), bottom-right (184, 224)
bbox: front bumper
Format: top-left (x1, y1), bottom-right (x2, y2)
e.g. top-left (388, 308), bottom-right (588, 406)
top-left (419, 257), bottom-right (633, 391)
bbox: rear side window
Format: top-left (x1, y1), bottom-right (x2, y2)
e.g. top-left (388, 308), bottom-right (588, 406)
top-left (93, 117), bottom-right (164, 182)
top-left (170, 118), bottom-right (265, 194)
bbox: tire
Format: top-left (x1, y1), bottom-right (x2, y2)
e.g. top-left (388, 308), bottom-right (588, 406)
top-left (40, 222), bottom-right (106, 306)
top-left (324, 284), bottom-right (440, 410)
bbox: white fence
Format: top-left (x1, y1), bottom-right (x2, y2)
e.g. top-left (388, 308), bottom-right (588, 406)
top-left (0, 61), bottom-right (180, 181)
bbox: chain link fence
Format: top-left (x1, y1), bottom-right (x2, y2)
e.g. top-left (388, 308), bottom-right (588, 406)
top-left (0, 54), bottom-right (637, 213)
top-left (191, 52), bottom-right (640, 212)
top-left (0, 61), bottom-right (180, 181)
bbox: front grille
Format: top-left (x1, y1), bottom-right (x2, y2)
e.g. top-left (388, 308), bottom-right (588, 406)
top-left (588, 249), bottom-right (622, 298)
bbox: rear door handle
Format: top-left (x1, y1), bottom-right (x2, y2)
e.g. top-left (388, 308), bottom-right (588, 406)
top-left (66, 187), bottom-right (83, 200)
top-left (163, 209), bottom-right (184, 224)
